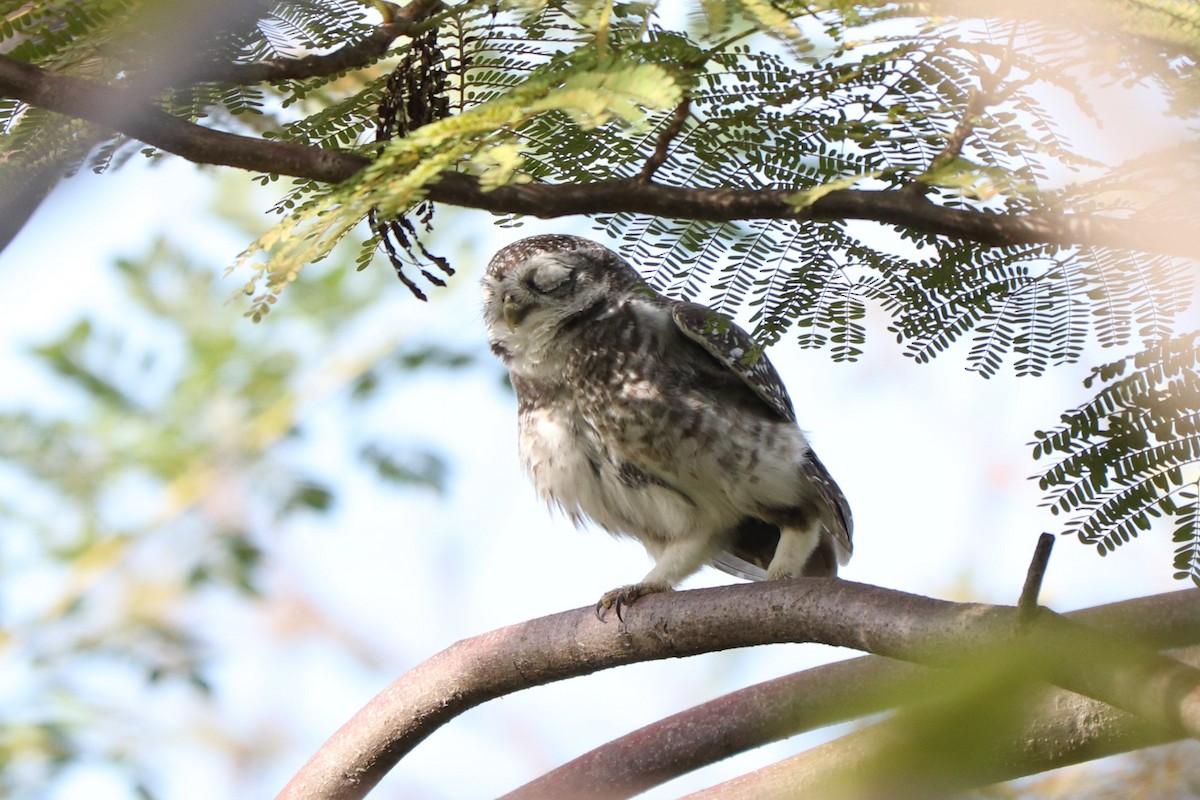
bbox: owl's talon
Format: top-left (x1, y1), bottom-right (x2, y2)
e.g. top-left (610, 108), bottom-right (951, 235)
top-left (595, 583), bottom-right (667, 623)
top-left (594, 587), bottom-right (627, 622)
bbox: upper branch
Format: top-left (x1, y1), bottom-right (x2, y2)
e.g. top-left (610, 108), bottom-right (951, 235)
top-left (0, 53), bottom-right (1191, 256)
top-left (187, 0), bottom-right (441, 84)
top-left (429, 173), bottom-right (1192, 256)
top-left (0, 53), bottom-right (365, 183)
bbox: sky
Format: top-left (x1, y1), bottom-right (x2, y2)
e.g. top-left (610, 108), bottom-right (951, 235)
top-left (0, 100), bottom-right (1191, 800)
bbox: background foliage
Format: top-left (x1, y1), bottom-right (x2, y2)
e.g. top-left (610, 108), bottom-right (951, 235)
top-left (0, 181), bottom-right (484, 796)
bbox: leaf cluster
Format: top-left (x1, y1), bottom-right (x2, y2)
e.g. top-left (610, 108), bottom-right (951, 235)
top-left (1034, 332), bottom-right (1200, 583)
top-left (238, 4), bottom-right (682, 317)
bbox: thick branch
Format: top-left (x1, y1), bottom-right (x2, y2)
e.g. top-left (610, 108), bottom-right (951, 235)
top-left (501, 656), bottom-right (930, 800)
top-left (0, 53), bottom-right (365, 183)
top-left (428, 174), bottom-right (1191, 255)
top-left (275, 585), bottom-right (1200, 800)
top-left (686, 669), bottom-right (1190, 800)
top-left (1, 55), bottom-right (1192, 257)
top-left (504, 590), bottom-right (1197, 800)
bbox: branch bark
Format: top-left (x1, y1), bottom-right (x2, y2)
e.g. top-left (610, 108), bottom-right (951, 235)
top-left (501, 656), bottom-right (930, 800)
top-left (684, 669), bottom-right (1191, 800)
top-left (0, 54), bottom-right (1192, 257)
top-left (275, 583), bottom-right (1200, 800)
top-left (503, 591), bottom-right (1200, 800)
top-left (0, 53), bottom-right (365, 183)
top-left (185, 0), bottom-right (441, 84)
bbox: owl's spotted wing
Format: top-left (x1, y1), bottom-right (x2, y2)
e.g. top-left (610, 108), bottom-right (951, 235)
top-left (671, 302), bottom-right (795, 422)
top-left (673, 301), bottom-right (854, 575)
top-left (803, 451), bottom-right (855, 562)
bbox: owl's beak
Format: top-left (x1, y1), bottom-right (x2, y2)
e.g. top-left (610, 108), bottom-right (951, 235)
top-left (502, 293), bottom-right (528, 330)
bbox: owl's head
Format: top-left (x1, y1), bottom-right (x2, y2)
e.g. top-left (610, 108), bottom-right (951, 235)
top-left (482, 235), bottom-right (641, 367)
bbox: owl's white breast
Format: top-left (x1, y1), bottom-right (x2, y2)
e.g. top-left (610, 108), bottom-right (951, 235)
top-left (518, 402), bottom-right (711, 548)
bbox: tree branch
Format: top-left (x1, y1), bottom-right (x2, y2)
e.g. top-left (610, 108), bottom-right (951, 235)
top-left (507, 655), bottom-right (1187, 800)
top-left (684, 664), bottom-right (1192, 800)
top-left (503, 587), bottom-right (1197, 800)
top-left (1019, 532), bottom-right (1056, 621)
top-left (275, 584), bottom-right (1200, 800)
top-left (0, 53), bottom-right (366, 183)
top-left (500, 656), bottom-right (930, 800)
top-left (638, 98), bottom-right (691, 182)
top-left (185, 0), bottom-right (441, 84)
top-left (430, 174), bottom-right (1197, 255)
top-left (0, 53), bottom-right (1193, 256)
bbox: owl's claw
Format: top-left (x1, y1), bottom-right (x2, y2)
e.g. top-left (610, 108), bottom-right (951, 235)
top-left (594, 582), bottom-right (667, 622)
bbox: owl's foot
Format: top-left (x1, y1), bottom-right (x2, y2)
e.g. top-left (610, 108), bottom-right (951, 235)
top-left (595, 582), bottom-right (668, 622)
top-left (766, 524), bottom-right (821, 580)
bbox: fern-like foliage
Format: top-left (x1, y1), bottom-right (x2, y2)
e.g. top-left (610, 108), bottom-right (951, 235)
top-left (0, 1), bottom-right (379, 168)
top-left (1033, 331), bottom-right (1200, 584)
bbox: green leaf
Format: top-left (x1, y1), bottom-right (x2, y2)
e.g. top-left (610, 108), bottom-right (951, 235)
top-left (787, 172), bottom-right (880, 210)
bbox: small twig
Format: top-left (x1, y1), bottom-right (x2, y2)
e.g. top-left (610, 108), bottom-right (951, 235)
top-left (930, 88), bottom-right (988, 168)
top-left (907, 27), bottom-right (1016, 196)
top-left (903, 85), bottom-right (990, 198)
top-left (1019, 533), bottom-right (1055, 623)
top-left (638, 98), bottom-right (690, 182)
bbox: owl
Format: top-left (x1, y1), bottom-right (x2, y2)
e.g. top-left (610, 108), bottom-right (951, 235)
top-left (482, 234), bottom-right (852, 620)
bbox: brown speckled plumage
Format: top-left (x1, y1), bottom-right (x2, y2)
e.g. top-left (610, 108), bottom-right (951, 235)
top-left (482, 235), bottom-right (852, 619)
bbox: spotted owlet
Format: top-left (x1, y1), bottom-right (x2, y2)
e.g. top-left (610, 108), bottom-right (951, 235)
top-left (482, 235), bottom-right (853, 620)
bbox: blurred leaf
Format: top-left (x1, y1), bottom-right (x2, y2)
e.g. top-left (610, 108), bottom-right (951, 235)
top-left (359, 444), bottom-right (448, 494)
top-left (30, 320), bottom-right (140, 411)
top-left (282, 480), bottom-right (335, 515)
top-left (395, 345), bottom-right (475, 371)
